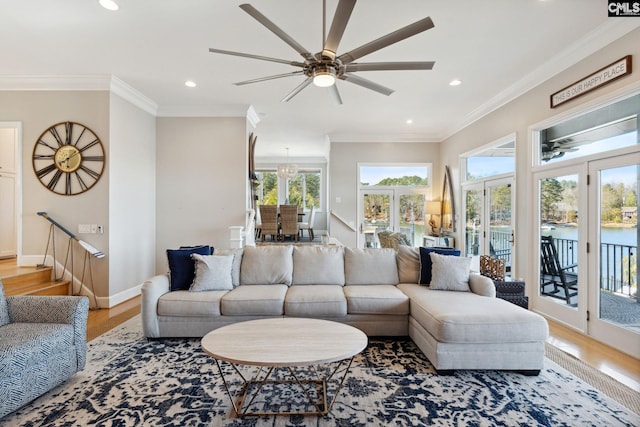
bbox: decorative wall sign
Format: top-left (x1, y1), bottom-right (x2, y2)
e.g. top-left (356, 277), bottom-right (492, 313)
top-left (550, 55), bottom-right (632, 108)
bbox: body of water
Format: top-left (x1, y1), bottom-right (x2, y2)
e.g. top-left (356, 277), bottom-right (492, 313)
top-left (542, 225), bottom-right (638, 247)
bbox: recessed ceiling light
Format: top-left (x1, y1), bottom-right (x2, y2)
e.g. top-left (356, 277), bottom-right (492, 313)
top-left (99, 0), bottom-right (119, 11)
top-left (406, 119), bottom-right (413, 124)
top-left (185, 80), bottom-right (197, 88)
top-left (449, 79), bottom-right (462, 86)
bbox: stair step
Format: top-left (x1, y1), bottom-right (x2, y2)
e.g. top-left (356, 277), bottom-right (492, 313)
top-left (4, 280), bottom-right (70, 297)
top-left (2, 266), bottom-right (53, 290)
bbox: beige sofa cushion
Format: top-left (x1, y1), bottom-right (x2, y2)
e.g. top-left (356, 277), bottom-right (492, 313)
top-left (284, 285), bottom-right (347, 317)
top-left (397, 283), bottom-right (548, 344)
top-left (343, 285), bottom-right (409, 315)
top-left (240, 246), bottom-right (293, 286)
top-left (221, 284), bottom-right (288, 316)
top-left (158, 290), bottom-right (228, 317)
top-left (344, 248), bottom-right (399, 285)
top-left (397, 245), bottom-right (420, 283)
top-left (292, 246), bottom-right (345, 285)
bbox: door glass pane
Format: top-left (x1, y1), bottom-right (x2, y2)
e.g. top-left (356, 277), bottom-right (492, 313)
top-left (399, 194), bottom-right (425, 246)
top-left (599, 165), bottom-right (640, 331)
top-left (363, 192), bottom-right (390, 248)
top-left (489, 184), bottom-right (512, 276)
top-left (464, 188), bottom-right (483, 256)
top-left (539, 174), bottom-right (579, 307)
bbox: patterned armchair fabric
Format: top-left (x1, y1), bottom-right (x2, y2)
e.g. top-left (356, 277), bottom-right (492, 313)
top-left (0, 280), bottom-right (89, 418)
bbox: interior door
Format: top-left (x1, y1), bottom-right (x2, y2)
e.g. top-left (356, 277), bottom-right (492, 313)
top-left (359, 189), bottom-right (393, 248)
top-left (587, 155), bottom-right (640, 358)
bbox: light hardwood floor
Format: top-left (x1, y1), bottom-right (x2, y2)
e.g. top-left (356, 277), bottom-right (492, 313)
top-left (90, 296), bottom-right (640, 392)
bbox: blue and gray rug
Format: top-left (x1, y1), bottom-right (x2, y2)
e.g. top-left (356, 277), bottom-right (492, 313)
top-left (3, 316), bottom-right (639, 426)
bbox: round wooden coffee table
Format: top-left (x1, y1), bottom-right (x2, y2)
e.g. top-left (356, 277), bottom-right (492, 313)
top-left (202, 317), bottom-right (368, 417)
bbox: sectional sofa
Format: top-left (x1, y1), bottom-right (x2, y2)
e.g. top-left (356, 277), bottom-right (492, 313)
top-left (141, 245), bottom-right (548, 374)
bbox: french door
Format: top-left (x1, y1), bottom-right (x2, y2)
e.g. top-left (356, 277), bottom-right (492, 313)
top-left (358, 189), bottom-right (426, 248)
top-left (535, 154), bottom-right (640, 358)
top-left (462, 176), bottom-right (515, 275)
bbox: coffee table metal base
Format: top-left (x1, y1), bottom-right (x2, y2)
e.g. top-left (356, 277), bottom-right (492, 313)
top-left (215, 356), bottom-right (356, 417)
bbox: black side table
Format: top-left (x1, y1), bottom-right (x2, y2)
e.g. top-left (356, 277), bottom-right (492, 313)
top-left (493, 280), bottom-right (528, 309)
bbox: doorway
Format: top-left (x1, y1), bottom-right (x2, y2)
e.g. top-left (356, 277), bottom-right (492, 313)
top-left (357, 164), bottom-right (430, 248)
top-left (533, 92), bottom-right (640, 358)
top-left (0, 122), bottom-right (20, 259)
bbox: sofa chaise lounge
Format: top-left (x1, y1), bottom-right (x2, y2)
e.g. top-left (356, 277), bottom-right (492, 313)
top-left (141, 245), bottom-right (548, 375)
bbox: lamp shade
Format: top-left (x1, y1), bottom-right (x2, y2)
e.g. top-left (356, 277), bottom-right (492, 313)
top-left (426, 201), bottom-right (441, 215)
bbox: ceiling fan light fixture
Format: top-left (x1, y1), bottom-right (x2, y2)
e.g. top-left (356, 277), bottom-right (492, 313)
top-left (312, 65), bottom-right (336, 87)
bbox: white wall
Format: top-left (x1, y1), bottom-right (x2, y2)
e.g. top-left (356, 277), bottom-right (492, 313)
top-left (329, 142), bottom-right (440, 247)
top-left (108, 93), bottom-right (156, 303)
top-left (439, 28), bottom-right (640, 285)
top-left (155, 117), bottom-right (247, 274)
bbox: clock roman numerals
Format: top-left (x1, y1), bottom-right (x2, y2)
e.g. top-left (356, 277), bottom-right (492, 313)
top-left (32, 121), bottom-right (105, 195)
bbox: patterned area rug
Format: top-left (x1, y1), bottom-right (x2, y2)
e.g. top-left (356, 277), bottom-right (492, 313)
top-left (3, 316), bottom-right (639, 427)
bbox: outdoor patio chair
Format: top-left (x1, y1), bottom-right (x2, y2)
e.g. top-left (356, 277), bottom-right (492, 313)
top-left (540, 235), bottom-right (578, 305)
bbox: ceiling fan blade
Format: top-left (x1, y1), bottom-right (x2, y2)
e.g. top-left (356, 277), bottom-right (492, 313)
top-left (281, 77), bottom-right (313, 102)
top-left (345, 61), bottom-right (435, 72)
top-left (322, 0), bottom-right (357, 60)
top-left (338, 16), bottom-right (434, 64)
top-left (209, 48), bottom-right (306, 67)
top-left (239, 4), bottom-right (315, 62)
top-left (234, 71), bottom-right (306, 86)
top-left (340, 73), bottom-right (394, 96)
top-left (328, 84), bottom-right (343, 105)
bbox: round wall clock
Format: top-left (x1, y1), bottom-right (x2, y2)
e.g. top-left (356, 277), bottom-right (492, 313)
top-left (32, 121), bottom-right (105, 195)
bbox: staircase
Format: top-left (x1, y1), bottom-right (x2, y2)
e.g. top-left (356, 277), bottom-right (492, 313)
top-left (0, 258), bottom-right (70, 297)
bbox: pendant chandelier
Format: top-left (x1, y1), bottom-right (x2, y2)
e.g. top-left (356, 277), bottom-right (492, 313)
top-left (277, 147), bottom-right (298, 179)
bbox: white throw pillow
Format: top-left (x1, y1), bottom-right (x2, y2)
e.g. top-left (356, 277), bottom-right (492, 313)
top-left (189, 254), bottom-right (234, 291)
top-left (429, 252), bottom-right (472, 292)
top-left (214, 248), bottom-right (243, 287)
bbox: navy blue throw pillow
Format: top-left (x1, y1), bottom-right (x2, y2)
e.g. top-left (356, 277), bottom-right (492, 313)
top-left (418, 246), bottom-right (461, 285)
top-left (167, 245), bottom-right (213, 291)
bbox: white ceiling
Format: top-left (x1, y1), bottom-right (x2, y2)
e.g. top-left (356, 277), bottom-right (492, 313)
top-left (1, 0), bottom-right (638, 160)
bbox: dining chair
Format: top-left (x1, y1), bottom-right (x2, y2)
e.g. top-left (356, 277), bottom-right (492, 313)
top-left (279, 205), bottom-right (299, 242)
top-left (258, 205), bottom-right (278, 241)
top-left (298, 205), bottom-right (315, 241)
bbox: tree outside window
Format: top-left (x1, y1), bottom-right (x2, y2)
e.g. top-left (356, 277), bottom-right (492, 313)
top-left (288, 171), bottom-right (320, 209)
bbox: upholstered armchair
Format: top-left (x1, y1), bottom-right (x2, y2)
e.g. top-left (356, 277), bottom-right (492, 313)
top-left (0, 280), bottom-right (89, 418)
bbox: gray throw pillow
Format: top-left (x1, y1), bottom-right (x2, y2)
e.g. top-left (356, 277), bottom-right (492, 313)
top-left (429, 252), bottom-right (472, 292)
top-left (189, 254), bottom-right (234, 291)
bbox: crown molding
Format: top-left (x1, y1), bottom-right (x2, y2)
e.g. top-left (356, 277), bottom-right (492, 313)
top-left (109, 76), bottom-right (158, 116)
top-left (328, 132), bottom-right (440, 143)
top-left (157, 104), bottom-right (253, 118)
top-left (0, 74), bottom-right (159, 116)
top-left (441, 19), bottom-right (640, 141)
top-left (0, 74), bottom-right (111, 90)
top-left (246, 105), bottom-right (261, 128)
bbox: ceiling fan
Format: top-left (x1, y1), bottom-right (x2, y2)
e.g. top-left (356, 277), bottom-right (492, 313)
top-left (209, 0), bottom-right (435, 104)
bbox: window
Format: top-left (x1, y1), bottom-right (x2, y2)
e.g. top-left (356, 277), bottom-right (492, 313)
top-left (256, 168), bottom-right (323, 209)
top-left (288, 170), bottom-right (320, 208)
top-left (256, 171), bottom-right (278, 205)
top-left (463, 140), bottom-right (515, 182)
top-left (538, 94), bottom-right (639, 165)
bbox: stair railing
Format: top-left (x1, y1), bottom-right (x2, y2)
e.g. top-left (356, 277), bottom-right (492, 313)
top-left (37, 212), bottom-right (101, 308)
